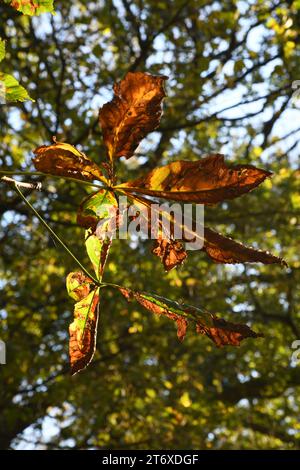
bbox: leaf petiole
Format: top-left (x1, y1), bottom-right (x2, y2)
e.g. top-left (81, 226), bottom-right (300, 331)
top-left (13, 183), bottom-right (101, 286)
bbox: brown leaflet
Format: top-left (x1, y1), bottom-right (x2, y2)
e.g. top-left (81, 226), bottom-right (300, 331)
top-left (68, 191), bottom-right (120, 374)
top-left (68, 192), bottom-right (120, 374)
top-left (118, 287), bottom-right (262, 346)
top-left (202, 227), bottom-right (287, 266)
top-left (66, 271), bottom-right (93, 301)
top-left (99, 72), bottom-right (167, 161)
top-left (69, 288), bottom-right (100, 375)
top-left (33, 141), bottom-right (107, 183)
top-left (116, 154), bottom-right (272, 204)
top-left (196, 317), bottom-right (263, 347)
top-left (66, 272), bottom-right (99, 375)
top-left (124, 193), bottom-right (187, 271)
top-left (8, 1), bottom-right (54, 15)
top-left (152, 238), bottom-right (187, 272)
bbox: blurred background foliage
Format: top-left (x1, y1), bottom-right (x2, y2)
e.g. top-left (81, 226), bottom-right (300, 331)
top-left (0, 0), bottom-right (300, 450)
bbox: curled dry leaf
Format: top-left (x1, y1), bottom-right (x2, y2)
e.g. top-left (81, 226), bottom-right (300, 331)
top-left (99, 71), bottom-right (167, 161)
top-left (33, 141), bottom-right (107, 183)
top-left (118, 287), bottom-right (262, 346)
top-left (176, 317), bottom-right (189, 342)
top-left (116, 154), bottom-right (272, 204)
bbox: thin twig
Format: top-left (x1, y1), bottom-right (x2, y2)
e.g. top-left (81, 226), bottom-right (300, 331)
top-left (0, 170), bottom-right (104, 189)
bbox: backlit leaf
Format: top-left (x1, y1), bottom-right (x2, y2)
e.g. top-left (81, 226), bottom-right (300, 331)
top-left (116, 154), bottom-right (272, 204)
top-left (152, 238), bottom-right (187, 272)
top-left (126, 194), bottom-right (285, 268)
top-left (67, 225), bottom-right (116, 373)
top-left (0, 72), bottom-right (34, 102)
top-left (202, 227), bottom-right (287, 266)
top-left (33, 141), bottom-right (107, 184)
top-left (99, 71), bottom-right (167, 161)
top-left (118, 287), bottom-right (263, 346)
top-left (0, 39), bottom-right (5, 63)
top-left (4, 0), bottom-right (54, 15)
top-left (77, 189), bottom-right (118, 233)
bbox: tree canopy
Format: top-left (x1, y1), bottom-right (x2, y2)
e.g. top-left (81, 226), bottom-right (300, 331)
top-left (0, 0), bottom-right (299, 450)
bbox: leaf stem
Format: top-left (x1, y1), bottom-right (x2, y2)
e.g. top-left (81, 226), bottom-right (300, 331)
top-left (13, 183), bottom-right (100, 286)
